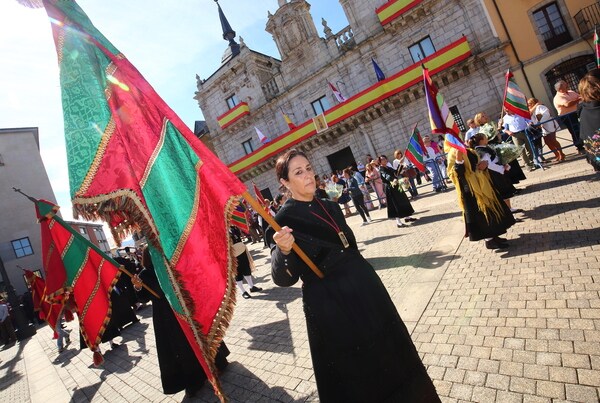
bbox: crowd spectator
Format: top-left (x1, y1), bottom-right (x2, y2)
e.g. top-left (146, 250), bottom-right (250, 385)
top-left (553, 80), bottom-right (584, 154)
top-left (528, 98), bottom-right (565, 162)
top-left (502, 110), bottom-right (537, 171)
top-left (365, 162), bottom-right (386, 208)
top-left (378, 155), bottom-right (417, 227)
top-left (577, 68), bottom-right (600, 172)
top-left (343, 168), bottom-right (372, 226)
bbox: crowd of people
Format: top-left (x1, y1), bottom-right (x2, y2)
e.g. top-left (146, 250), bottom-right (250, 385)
top-left (5, 71), bottom-right (600, 402)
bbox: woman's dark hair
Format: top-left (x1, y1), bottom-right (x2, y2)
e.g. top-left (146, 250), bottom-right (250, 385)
top-left (378, 154), bottom-right (388, 162)
top-left (275, 149), bottom-right (308, 181)
top-left (578, 68), bottom-right (600, 102)
top-left (468, 132), bottom-right (486, 149)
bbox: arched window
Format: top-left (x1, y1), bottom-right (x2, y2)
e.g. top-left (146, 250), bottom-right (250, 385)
top-left (545, 55), bottom-right (595, 94)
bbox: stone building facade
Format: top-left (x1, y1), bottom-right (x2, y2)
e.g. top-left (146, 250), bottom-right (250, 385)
top-left (194, 0), bottom-right (511, 197)
top-left (0, 127), bottom-right (58, 295)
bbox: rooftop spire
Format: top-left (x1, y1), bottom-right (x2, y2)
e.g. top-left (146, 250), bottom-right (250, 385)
top-left (215, 0), bottom-right (240, 58)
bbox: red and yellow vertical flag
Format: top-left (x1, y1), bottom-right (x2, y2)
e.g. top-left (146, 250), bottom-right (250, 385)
top-left (280, 108), bottom-right (296, 130)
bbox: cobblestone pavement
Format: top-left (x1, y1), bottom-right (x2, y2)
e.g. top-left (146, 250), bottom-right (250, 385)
top-left (1, 147), bottom-right (599, 403)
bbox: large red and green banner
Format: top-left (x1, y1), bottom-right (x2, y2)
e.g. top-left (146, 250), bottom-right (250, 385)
top-left (41, 0), bottom-right (246, 399)
top-left (503, 69), bottom-right (530, 119)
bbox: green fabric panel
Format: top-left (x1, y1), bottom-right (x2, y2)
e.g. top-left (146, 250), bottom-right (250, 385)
top-left (60, 30), bottom-right (112, 197)
top-left (142, 121), bottom-right (200, 261)
top-left (148, 245), bottom-right (183, 314)
top-left (62, 235), bottom-right (90, 284)
top-left (55, 0), bottom-right (121, 56)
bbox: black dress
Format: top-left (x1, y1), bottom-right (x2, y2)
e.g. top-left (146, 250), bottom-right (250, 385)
top-left (137, 260), bottom-right (229, 395)
top-left (378, 165), bottom-right (415, 219)
top-left (266, 199), bottom-right (439, 402)
top-left (230, 226), bottom-right (251, 279)
top-left (475, 146), bottom-right (516, 200)
top-left (578, 101), bottom-right (600, 171)
top-left (455, 150), bottom-right (516, 241)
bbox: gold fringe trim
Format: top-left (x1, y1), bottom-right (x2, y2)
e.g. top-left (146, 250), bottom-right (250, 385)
top-left (72, 189), bottom-right (159, 247)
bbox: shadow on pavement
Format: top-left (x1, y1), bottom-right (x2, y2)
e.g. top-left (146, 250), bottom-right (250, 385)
top-left (244, 319), bottom-right (294, 355)
top-left (69, 381), bottom-right (102, 403)
top-left (522, 198), bottom-right (600, 221)
top-left (0, 339), bottom-right (27, 390)
top-left (410, 210), bottom-right (462, 226)
top-left (368, 250), bottom-right (458, 272)
top-left (194, 361), bottom-right (317, 403)
top-left (522, 172), bottom-right (598, 193)
top-left (500, 227), bottom-right (600, 257)
top-left (362, 235), bottom-right (402, 245)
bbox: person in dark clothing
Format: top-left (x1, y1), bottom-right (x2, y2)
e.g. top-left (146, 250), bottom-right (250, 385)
top-left (578, 68), bottom-right (600, 172)
top-left (266, 149), bottom-right (439, 403)
top-left (448, 148), bottom-right (516, 250)
top-left (378, 155), bottom-right (417, 227)
top-left (314, 175), bottom-right (329, 200)
top-left (343, 168), bottom-right (371, 225)
top-left (230, 226), bottom-right (262, 299)
top-left (133, 247), bottom-right (230, 397)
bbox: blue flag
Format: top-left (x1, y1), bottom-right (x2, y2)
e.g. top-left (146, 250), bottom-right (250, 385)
top-left (371, 58), bottom-right (386, 82)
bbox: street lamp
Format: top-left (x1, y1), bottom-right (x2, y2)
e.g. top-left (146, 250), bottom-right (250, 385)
top-left (0, 256), bottom-right (36, 340)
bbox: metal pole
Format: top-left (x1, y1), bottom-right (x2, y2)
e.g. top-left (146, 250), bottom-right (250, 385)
top-left (0, 257), bottom-right (36, 340)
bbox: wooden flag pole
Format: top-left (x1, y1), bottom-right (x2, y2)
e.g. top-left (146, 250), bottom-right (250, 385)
top-left (241, 191), bottom-right (324, 279)
top-left (119, 266), bottom-right (160, 299)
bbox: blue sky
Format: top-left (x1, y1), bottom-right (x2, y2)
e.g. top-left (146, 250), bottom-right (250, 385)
top-left (0, 1), bottom-right (348, 234)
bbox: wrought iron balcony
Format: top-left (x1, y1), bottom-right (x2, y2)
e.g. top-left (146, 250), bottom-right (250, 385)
top-left (574, 2), bottom-right (600, 37)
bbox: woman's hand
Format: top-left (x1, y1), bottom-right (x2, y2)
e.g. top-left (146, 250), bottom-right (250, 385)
top-left (273, 226), bottom-right (294, 255)
top-left (477, 160), bottom-right (488, 170)
top-left (132, 274), bottom-right (142, 291)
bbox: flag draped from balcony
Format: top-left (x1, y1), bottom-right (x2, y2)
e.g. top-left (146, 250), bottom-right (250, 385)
top-left (422, 67), bottom-right (466, 153)
top-left (328, 81), bottom-right (347, 102)
top-left (595, 28), bottom-right (600, 68)
top-left (405, 124), bottom-right (426, 172)
top-left (502, 69), bottom-right (530, 119)
top-left (41, 1), bottom-right (247, 399)
top-left (371, 58), bottom-right (386, 82)
top-left (280, 108), bottom-right (297, 130)
top-left (255, 127), bottom-right (270, 144)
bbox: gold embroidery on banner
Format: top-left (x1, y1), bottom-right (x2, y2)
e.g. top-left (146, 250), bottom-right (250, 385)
top-left (170, 161), bottom-right (202, 267)
top-left (140, 118), bottom-right (168, 189)
top-left (71, 248), bottom-right (91, 289)
top-left (61, 235), bottom-right (75, 260)
top-left (77, 118), bottom-right (116, 195)
top-left (208, 195), bottom-right (239, 343)
top-left (79, 258), bottom-right (103, 319)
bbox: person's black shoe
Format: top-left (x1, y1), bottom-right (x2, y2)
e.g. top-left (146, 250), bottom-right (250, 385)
top-left (485, 239), bottom-right (509, 250)
top-left (242, 292), bottom-right (251, 299)
top-left (249, 286), bottom-right (262, 293)
top-left (111, 343), bottom-right (120, 350)
top-left (494, 236), bottom-right (508, 243)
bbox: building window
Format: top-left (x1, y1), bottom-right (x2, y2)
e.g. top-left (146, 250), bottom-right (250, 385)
top-left (311, 96), bottom-right (330, 116)
top-left (11, 237), bottom-right (33, 258)
top-left (533, 2), bottom-right (572, 51)
top-left (242, 139), bottom-right (254, 155)
top-left (79, 227), bottom-right (86, 234)
top-left (226, 94), bottom-right (240, 109)
top-left (409, 36), bottom-right (436, 63)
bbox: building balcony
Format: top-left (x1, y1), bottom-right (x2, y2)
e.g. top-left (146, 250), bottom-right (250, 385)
top-left (227, 36), bottom-right (472, 177)
top-left (216, 102), bottom-right (250, 129)
top-left (574, 3), bottom-right (600, 37)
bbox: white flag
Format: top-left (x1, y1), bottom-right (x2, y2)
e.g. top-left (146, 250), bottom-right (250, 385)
top-left (328, 81), bottom-right (346, 103)
top-left (255, 127), bottom-right (269, 144)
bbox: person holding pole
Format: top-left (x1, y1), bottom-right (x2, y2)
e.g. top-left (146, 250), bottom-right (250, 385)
top-left (266, 149), bottom-right (439, 402)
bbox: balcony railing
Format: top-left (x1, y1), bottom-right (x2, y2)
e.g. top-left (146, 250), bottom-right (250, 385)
top-left (334, 26), bottom-right (355, 50)
top-left (574, 3), bottom-right (600, 36)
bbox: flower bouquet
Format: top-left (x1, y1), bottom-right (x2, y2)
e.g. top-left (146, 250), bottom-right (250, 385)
top-left (325, 182), bottom-right (344, 201)
top-left (583, 132), bottom-right (600, 172)
top-left (490, 143), bottom-right (524, 165)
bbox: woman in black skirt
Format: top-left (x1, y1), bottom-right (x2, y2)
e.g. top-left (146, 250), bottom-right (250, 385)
top-left (470, 133), bottom-right (521, 214)
top-left (378, 155), bottom-right (417, 227)
top-left (267, 149), bottom-right (439, 402)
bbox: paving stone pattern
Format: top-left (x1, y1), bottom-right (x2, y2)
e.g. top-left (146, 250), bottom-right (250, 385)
top-left (1, 148), bottom-right (599, 402)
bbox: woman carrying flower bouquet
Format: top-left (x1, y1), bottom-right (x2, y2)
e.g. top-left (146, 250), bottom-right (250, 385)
top-left (578, 69), bottom-right (600, 172)
top-left (378, 155), bottom-right (417, 227)
top-left (470, 133), bottom-right (521, 215)
top-left (448, 147), bottom-right (515, 250)
top-left (475, 111), bottom-right (527, 185)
